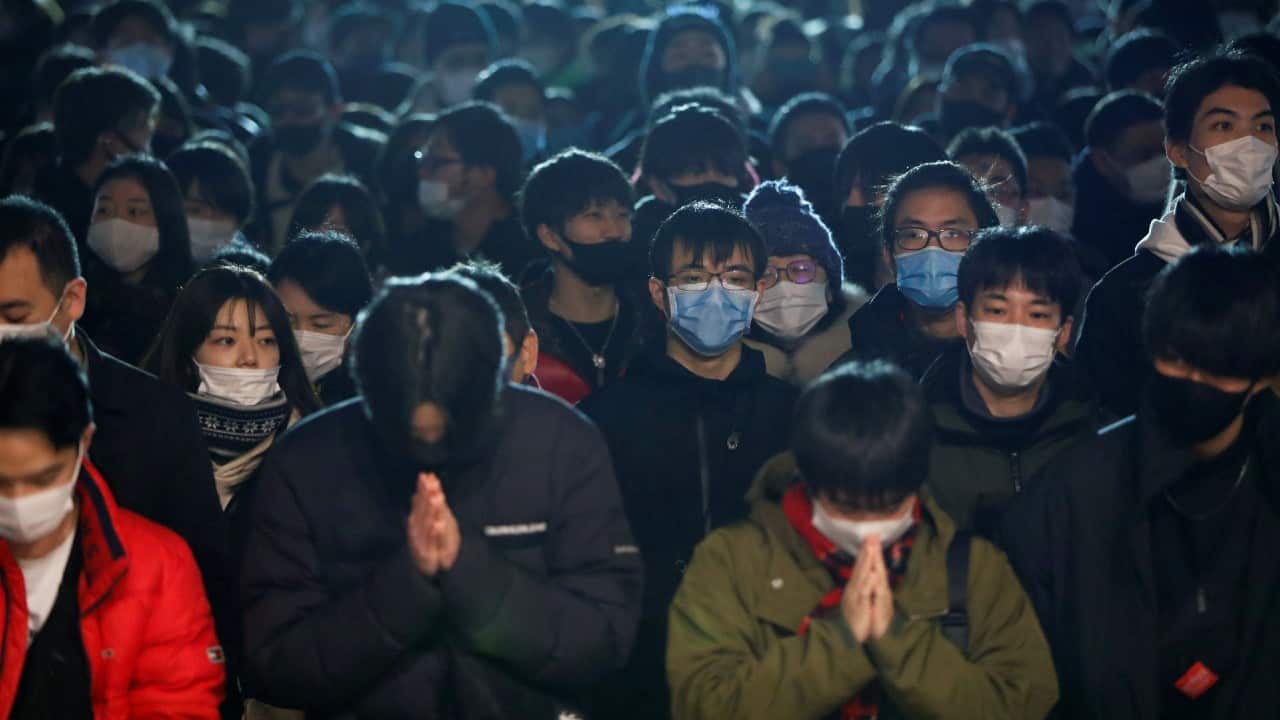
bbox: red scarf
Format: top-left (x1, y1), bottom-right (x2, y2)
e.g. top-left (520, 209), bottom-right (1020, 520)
top-left (782, 484), bottom-right (919, 720)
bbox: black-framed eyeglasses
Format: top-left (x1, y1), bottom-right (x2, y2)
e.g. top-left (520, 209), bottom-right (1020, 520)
top-left (761, 260), bottom-right (819, 289)
top-left (893, 226), bottom-right (976, 252)
top-left (666, 267), bottom-right (757, 292)
top-left (414, 149), bottom-right (465, 174)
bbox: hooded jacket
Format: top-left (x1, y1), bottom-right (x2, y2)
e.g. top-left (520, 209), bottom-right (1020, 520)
top-left (745, 283), bottom-right (867, 386)
top-left (666, 452), bottom-right (1059, 720)
top-left (578, 344), bottom-right (796, 720)
top-left (1070, 148), bottom-right (1166, 272)
top-left (921, 345), bottom-right (1106, 540)
top-left (1075, 193), bottom-right (1279, 417)
top-left (838, 283), bottom-right (964, 380)
top-left (1000, 393), bottom-right (1280, 719)
top-left (0, 460), bottom-right (225, 718)
top-left (240, 387), bottom-right (642, 718)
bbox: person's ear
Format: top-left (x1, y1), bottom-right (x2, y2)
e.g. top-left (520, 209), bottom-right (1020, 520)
top-left (62, 277), bottom-right (88, 327)
top-left (519, 330), bottom-right (539, 380)
top-left (80, 422), bottom-right (97, 456)
top-left (1056, 316), bottom-right (1074, 354)
top-left (1166, 138), bottom-right (1188, 171)
top-left (954, 302), bottom-right (970, 340)
top-left (536, 223), bottom-right (562, 253)
top-left (648, 276), bottom-right (668, 316)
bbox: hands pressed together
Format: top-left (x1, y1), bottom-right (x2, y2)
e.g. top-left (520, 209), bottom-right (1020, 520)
top-left (841, 535), bottom-right (895, 644)
top-left (408, 472), bottom-right (462, 576)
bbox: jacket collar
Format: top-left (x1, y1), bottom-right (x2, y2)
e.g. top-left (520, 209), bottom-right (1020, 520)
top-left (74, 460), bottom-right (130, 615)
top-left (77, 331), bottom-right (129, 416)
top-left (1136, 193), bottom-right (1279, 263)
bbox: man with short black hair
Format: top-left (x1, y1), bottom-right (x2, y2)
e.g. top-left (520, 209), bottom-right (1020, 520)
top-left (445, 259), bottom-right (539, 384)
top-left (1010, 122), bottom-right (1078, 236)
top-left (518, 150), bottom-right (644, 403)
top-left (34, 66), bottom-right (159, 243)
top-left (936, 44), bottom-right (1022, 140)
top-left (1003, 246), bottom-right (1280, 719)
top-left (667, 360), bottom-right (1058, 720)
top-left (474, 59), bottom-right (549, 165)
top-left (423, 1), bottom-right (496, 107)
top-left (948, 126), bottom-right (1030, 226)
top-left (1106, 29), bottom-right (1178, 96)
top-left (1077, 51), bottom-right (1280, 416)
top-left (923, 226), bottom-right (1103, 538)
top-left (580, 202), bottom-right (796, 720)
top-left (767, 92), bottom-right (850, 223)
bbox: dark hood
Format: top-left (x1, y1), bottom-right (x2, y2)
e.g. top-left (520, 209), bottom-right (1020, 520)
top-left (639, 8), bottom-right (739, 107)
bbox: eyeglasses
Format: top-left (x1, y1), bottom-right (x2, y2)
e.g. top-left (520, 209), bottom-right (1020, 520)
top-left (414, 150), bottom-right (464, 174)
top-left (893, 226), bottom-right (976, 252)
top-left (667, 268), bottom-right (757, 292)
top-left (761, 260), bottom-right (819, 289)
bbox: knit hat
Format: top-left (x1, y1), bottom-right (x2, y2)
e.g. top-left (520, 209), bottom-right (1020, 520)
top-left (743, 180), bottom-right (843, 283)
top-left (423, 2), bottom-right (496, 69)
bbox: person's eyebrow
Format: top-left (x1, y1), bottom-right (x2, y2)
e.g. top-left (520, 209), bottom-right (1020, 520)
top-left (308, 312), bottom-right (339, 320)
top-left (978, 291), bottom-right (1008, 301)
top-left (1202, 107), bottom-right (1240, 119)
top-left (1029, 297), bottom-right (1055, 306)
top-left (211, 324), bottom-right (238, 331)
top-left (0, 300), bottom-right (33, 312)
top-left (1255, 109), bottom-right (1275, 119)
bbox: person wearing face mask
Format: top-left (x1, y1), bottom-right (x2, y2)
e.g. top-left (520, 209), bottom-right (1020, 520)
top-left (836, 161), bottom-right (1001, 380)
top-left (833, 122), bottom-right (948, 293)
top-left (935, 45), bottom-right (1023, 142)
top-left (948, 126), bottom-right (1031, 228)
top-left (0, 196), bottom-right (236, 717)
top-left (91, 0), bottom-right (180, 83)
top-left (267, 231), bottom-right (373, 406)
top-left (1071, 91), bottom-right (1171, 269)
top-left (145, 266), bottom-right (320, 513)
top-left (406, 102), bottom-right (536, 278)
top-left (474, 60), bottom-right (550, 168)
top-left (1077, 51), bottom-right (1280, 418)
top-left (1010, 123), bottom-right (1077, 233)
top-left (33, 67), bottom-right (158, 245)
top-left (767, 93), bottom-right (850, 227)
top-left (287, 173), bottom-right (387, 268)
top-left (79, 155), bottom-right (193, 365)
top-left (668, 361), bottom-right (1058, 720)
top-left (579, 203), bottom-right (795, 720)
top-left (250, 52), bottom-right (385, 253)
top-left (742, 181), bottom-right (867, 386)
top-left (921, 227), bottom-right (1105, 540)
top-left (519, 151), bottom-right (645, 403)
top-left (1002, 246), bottom-right (1280, 720)
top-left (326, 3), bottom-right (394, 102)
top-left (168, 141), bottom-right (257, 267)
top-left (750, 19), bottom-right (825, 111)
top-left (0, 337), bottom-right (225, 719)
top-left (423, 1), bottom-right (497, 108)
top-left (239, 275), bottom-right (641, 717)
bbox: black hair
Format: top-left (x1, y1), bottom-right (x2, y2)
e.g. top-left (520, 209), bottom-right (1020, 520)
top-left (880, 161), bottom-right (1000, 249)
top-left (650, 201), bottom-right (766, 280)
top-left (1143, 245), bottom-right (1280, 380)
top-left (0, 336), bottom-right (92, 450)
top-left (0, 124), bottom-right (57, 197)
top-left (145, 265), bottom-right (320, 416)
top-left (519, 149), bottom-right (634, 245)
top-left (341, 103), bottom-right (396, 134)
top-left (423, 1), bottom-right (497, 69)
top-left (1163, 49), bottom-right (1280, 145)
top-left (268, 230), bottom-right (373, 320)
top-left (259, 51), bottom-right (343, 108)
top-left (968, 0), bottom-right (1021, 37)
top-left (92, 155), bottom-right (192, 292)
top-left (474, 59), bottom-right (546, 103)
top-left (910, 5), bottom-right (976, 57)
top-left (1009, 121), bottom-right (1074, 163)
top-left (430, 102), bottom-right (524, 200)
top-left (648, 86), bottom-right (746, 134)
top-left (942, 44), bottom-right (1021, 102)
top-left (0, 195), bottom-right (81, 295)
top-left (327, 2), bottom-right (393, 54)
top-left (1024, 0), bottom-right (1073, 31)
top-left (153, 76), bottom-right (193, 157)
top-left (34, 44), bottom-right (95, 109)
top-left (445, 259), bottom-right (532, 348)
top-left (792, 360), bottom-right (933, 511)
top-left (958, 226), bottom-right (1082, 313)
top-left (947, 126), bottom-right (1029, 198)
top-left (1105, 29), bottom-right (1177, 92)
top-left (167, 141), bottom-right (254, 226)
top-left (640, 105), bottom-right (747, 184)
top-left (478, 1), bottom-right (522, 49)
top-left (90, 0), bottom-right (177, 49)
top-left (288, 174), bottom-right (387, 261)
top-left (195, 37), bottom-right (250, 108)
top-left (1084, 90), bottom-right (1163, 151)
top-left (352, 274), bottom-right (504, 460)
top-left (376, 113), bottom-right (435, 208)
top-left (207, 241), bottom-right (270, 274)
top-left (52, 67), bottom-right (160, 167)
top-left (834, 121), bottom-right (947, 206)
top-left (768, 92), bottom-right (850, 161)
top-left (524, 2), bottom-right (579, 49)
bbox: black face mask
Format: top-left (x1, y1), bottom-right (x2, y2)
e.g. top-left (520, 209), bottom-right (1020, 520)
top-left (1145, 372), bottom-right (1254, 447)
top-left (671, 181), bottom-right (741, 209)
top-left (839, 205), bottom-right (881, 288)
top-left (561, 237), bottom-right (631, 286)
top-left (938, 98), bottom-right (1005, 138)
top-left (784, 147), bottom-right (840, 213)
top-left (662, 65), bottom-right (724, 93)
top-left (275, 122), bottom-right (326, 156)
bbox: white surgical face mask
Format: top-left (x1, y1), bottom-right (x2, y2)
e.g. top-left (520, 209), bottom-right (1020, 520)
top-left (1124, 155), bottom-right (1173, 205)
top-left (195, 361), bottom-right (282, 406)
top-left (0, 443), bottom-right (81, 544)
top-left (295, 329), bottom-right (348, 381)
top-left (436, 68), bottom-right (482, 107)
top-left (1188, 135), bottom-right (1279, 212)
top-left (811, 496), bottom-right (916, 557)
top-left (995, 203), bottom-right (1021, 228)
top-left (1026, 197), bottom-right (1074, 233)
top-left (418, 178), bottom-right (466, 219)
top-left (968, 320), bottom-right (1060, 390)
top-left (754, 280), bottom-right (829, 339)
top-left (187, 217), bottom-right (237, 265)
top-left (87, 218), bottom-right (161, 274)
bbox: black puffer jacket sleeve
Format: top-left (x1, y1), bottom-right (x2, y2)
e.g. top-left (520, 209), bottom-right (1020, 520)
top-left (439, 414), bottom-right (643, 688)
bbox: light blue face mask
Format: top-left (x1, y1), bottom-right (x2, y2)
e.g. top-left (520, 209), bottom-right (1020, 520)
top-left (666, 283), bottom-right (758, 357)
top-left (895, 247), bottom-right (962, 309)
top-left (106, 43), bottom-right (173, 80)
top-left (511, 117), bottom-right (548, 165)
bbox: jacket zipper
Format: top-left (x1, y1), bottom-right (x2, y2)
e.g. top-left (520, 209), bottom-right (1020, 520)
top-left (1009, 451), bottom-right (1023, 493)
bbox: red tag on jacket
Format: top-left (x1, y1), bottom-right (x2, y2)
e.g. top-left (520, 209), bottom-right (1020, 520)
top-left (1175, 662), bottom-right (1219, 700)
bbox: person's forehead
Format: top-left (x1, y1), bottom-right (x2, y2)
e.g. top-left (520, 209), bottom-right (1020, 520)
top-left (269, 87), bottom-right (326, 108)
top-left (275, 278), bottom-right (331, 316)
top-left (438, 42), bottom-right (490, 63)
top-left (1193, 84), bottom-right (1273, 122)
top-left (110, 16), bottom-right (169, 45)
top-left (959, 153), bottom-right (1015, 181)
top-left (424, 128), bottom-right (457, 155)
top-left (671, 239), bottom-right (752, 268)
top-left (0, 429), bottom-right (62, 473)
top-left (494, 82), bottom-right (544, 108)
top-left (215, 297), bottom-right (269, 327)
top-left (787, 112), bottom-right (846, 142)
top-left (668, 28), bottom-right (719, 50)
top-left (1114, 120), bottom-right (1165, 152)
top-left (98, 175), bottom-right (150, 201)
top-left (895, 187), bottom-right (978, 222)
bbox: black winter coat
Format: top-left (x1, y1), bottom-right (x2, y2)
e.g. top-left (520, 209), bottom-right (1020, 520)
top-left (1001, 394), bottom-right (1280, 720)
top-left (839, 283), bottom-right (963, 380)
top-left (577, 345), bottom-right (796, 720)
top-left (240, 388), bottom-right (643, 719)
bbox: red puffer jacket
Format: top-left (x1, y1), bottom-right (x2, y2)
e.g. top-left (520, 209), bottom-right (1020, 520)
top-left (0, 459), bottom-right (225, 718)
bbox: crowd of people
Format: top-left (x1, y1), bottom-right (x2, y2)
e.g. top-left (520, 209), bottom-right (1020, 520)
top-left (0, 0), bottom-right (1278, 718)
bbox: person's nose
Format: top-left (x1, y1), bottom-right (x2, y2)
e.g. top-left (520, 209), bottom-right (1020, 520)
top-left (237, 342), bottom-right (258, 368)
